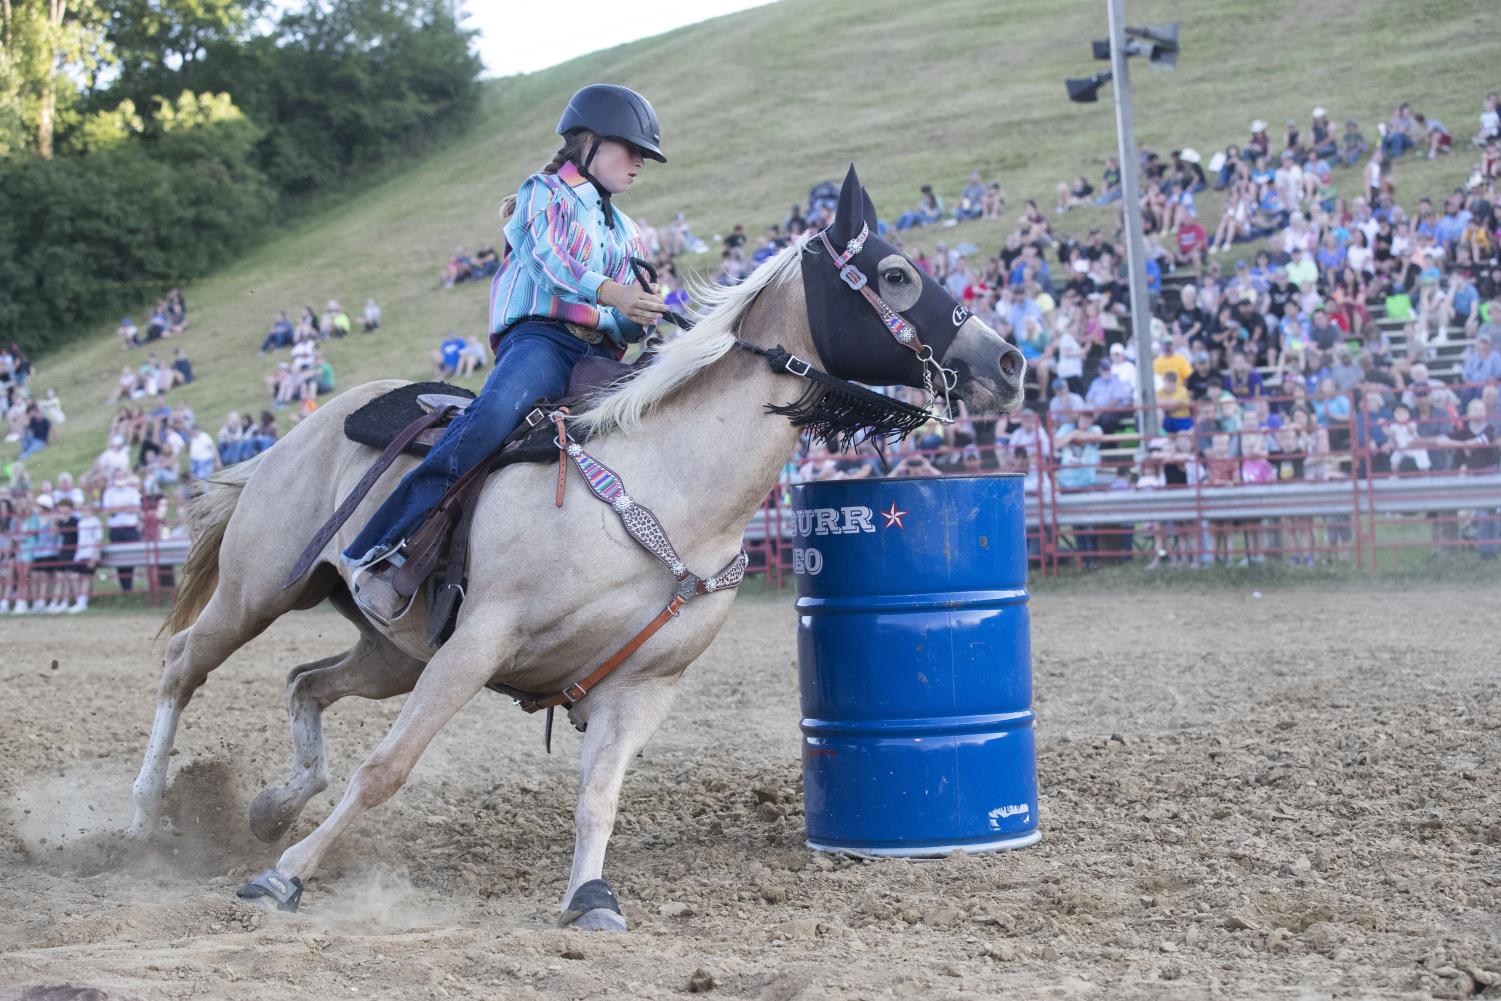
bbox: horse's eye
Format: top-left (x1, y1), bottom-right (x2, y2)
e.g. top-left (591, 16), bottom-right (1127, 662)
top-left (882, 269), bottom-right (906, 285)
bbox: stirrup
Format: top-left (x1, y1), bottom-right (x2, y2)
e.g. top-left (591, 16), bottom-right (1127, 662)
top-left (349, 546), bottom-right (417, 627)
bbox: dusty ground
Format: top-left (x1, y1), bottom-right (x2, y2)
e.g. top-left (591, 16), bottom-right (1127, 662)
top-left (0, 585), bottom-right (1497, 1000)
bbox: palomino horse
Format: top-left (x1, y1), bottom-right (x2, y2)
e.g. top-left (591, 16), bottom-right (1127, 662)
top-left (129, 166), bottom-right (1025, 928)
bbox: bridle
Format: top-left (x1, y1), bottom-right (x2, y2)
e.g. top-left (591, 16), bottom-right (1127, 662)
top-left (629, 231), bottom-right (959, 441)
top-left (814, 222), bottom-right (959, 423)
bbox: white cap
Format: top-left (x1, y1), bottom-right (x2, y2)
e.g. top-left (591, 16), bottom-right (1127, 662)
top-left (1179, 148), bottom-right (1201, 164)
top-left (1250, 119), bottom-right (1268, 133)
top-left (1313, 106), bottom-right (1326, 118)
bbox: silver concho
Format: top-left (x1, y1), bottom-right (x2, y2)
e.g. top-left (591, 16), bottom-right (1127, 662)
top-left (567, 443), bottom-right (583, 457)
top-left (612, 493), bottom-right (634, 513)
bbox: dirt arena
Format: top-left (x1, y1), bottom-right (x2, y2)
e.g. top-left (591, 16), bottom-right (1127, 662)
top-left (1, 584), bottom-right (1496, 1000)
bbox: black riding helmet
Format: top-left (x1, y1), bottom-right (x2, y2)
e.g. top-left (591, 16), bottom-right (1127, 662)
top-left (557, 84), bottom-right (666, 163)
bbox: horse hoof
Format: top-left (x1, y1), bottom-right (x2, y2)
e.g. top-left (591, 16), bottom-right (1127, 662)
top-left (249, 789), bottom-right (295, 843)
top-left (558, 878), bottom-right (626, 932)
top-left (571, 908), bottom-right (628, 932)
top-left (236, 869), bottom-right (303, 912)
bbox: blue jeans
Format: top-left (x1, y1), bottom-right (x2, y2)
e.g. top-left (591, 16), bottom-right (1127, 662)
top-left (18, 433), bottom-right (46, 459)
top-left (343, 320), bottom-right (612, 560)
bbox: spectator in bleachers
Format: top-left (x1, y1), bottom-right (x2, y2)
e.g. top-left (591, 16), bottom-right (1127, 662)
top-left (1055, 406), bottom-right (1104, 493)
top-left (1085, 358), bottom-right (1134, 434)
top-left (101, 469), bottom-right (142, 593)
top-left (1461, 331), bottom-right (1501, 402)
top-left (1443, 399), bottom-right (1500, 558)
top-left (1185, 351), bottom-right (1220, 400)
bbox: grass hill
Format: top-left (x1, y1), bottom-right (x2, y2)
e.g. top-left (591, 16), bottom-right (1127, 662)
top-left (14, 0), bottom-right (1498, 483)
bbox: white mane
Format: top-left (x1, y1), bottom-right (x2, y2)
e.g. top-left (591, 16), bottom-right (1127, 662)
top-left (572, 234), bottom-right (811, 436)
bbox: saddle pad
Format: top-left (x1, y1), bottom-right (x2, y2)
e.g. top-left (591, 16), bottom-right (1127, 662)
top-left (344, 382), bottom-right (475, 452)
top-left (343, 380), bottom-right (588, 465)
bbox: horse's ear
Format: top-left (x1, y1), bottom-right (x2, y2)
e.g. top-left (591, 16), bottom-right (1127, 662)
top-left (861, 187), bottom-right (878, 229)
top-left (831, 164), bottom-right (865, 246)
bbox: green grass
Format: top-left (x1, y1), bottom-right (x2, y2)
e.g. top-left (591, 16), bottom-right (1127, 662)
top-left (10, 0), bottom-right (1498, 486)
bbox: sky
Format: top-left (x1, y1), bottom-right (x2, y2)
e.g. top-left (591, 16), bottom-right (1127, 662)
top-left (466, 0), bottom-right (778, 78)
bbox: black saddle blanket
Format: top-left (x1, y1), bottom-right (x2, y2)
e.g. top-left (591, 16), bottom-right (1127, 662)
top-left (344, 381), bottom-right (471, 451)
top-left (342, 381), bottom-right (581, 466)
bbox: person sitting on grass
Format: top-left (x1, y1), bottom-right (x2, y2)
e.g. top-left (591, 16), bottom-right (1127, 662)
top-left (18, 404), bottom-right (49, 460)
top-left (260, 311), bottom-right (295, 353)
top-left (443, 246), bottom-right (475, 288)
top-left (433, 332), bottom-right (466, 380)
top-left (458, 336), bottom-right (487, 377)
top-left (362, 298), bottom-right (382, 333)
top-left (1054, 174), bottom-right (1094, 214)
top-left (956, 170), bottom-right (988, 221)
top-left (117, 316), bottom-right (139, 350)
top-left (895, 185), bottom-right (944, 230)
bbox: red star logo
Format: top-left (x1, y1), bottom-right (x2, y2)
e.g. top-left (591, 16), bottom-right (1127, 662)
top-left (881, 502), bottom-right (908, 529)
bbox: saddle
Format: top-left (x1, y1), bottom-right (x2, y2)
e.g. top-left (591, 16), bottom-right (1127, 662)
top-left (284, 355), bottom-right (638, 645)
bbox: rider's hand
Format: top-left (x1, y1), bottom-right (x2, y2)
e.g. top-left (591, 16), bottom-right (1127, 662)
top-left (599, 280), bottom-right (665, 326)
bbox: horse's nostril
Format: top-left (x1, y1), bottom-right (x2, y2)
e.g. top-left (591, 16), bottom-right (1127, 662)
top-left (999, 350), bottom-right (1020, 379)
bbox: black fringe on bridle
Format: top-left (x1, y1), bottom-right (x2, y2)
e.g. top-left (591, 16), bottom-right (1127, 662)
top-left (740, 342), bottom-right (934, 451)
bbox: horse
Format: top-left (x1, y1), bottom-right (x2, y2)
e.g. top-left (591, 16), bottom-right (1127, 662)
top-left (127, 166), bottom-right (1026, 929)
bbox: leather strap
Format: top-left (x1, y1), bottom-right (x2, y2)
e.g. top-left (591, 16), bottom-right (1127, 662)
top-left (426, 472), bottom-right (485, 647)
top-left (515, 594), bottom-right (685, 713)
top-left (554, 412), bottom-right (570, 508)
top-left (283, 403), bottom-right (454, 589)
top-left (818, 228), bottom-right (923, 352)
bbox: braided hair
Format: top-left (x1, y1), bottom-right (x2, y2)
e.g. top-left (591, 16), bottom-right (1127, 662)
top-left (499, 130), bottom-right (594, 224)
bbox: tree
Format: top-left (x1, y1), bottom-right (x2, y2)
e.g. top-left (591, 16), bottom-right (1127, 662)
top-left (103, 0), bottom-right (262, 97)
top-left (0, 0), bottom-right (111, 157)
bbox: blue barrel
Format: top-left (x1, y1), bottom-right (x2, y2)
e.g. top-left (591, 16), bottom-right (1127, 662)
top-left (792, 474), bottom-right (1039, 857)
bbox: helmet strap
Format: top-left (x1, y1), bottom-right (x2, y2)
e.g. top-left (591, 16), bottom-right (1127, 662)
top-left (579, 136), bottom-right (616, 230)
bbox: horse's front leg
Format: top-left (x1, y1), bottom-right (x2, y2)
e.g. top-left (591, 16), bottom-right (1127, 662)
top-left (559, 674), bottom-right (681, 932)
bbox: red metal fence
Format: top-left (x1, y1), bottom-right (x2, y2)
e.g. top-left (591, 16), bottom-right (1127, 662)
top-left (4, 384), bottom-right (1495, 610)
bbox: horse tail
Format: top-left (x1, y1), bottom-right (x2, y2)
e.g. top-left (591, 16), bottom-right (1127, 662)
top-left (160, 451), bottom-right (267, 637)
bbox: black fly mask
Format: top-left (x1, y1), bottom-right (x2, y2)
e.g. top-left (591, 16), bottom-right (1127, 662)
top-left (761, 164), bottom-right (973, 448)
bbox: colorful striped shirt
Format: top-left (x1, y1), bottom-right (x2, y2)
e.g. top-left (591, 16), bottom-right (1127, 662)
top-left (489, 161), bottom-right (649, 351)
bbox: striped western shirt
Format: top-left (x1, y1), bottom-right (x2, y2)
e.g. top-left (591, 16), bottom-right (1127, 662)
top-left (488, 160), bottom-right (649, 351)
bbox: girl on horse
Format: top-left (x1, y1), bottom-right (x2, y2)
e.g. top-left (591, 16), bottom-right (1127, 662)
top-left (344, 84), bottom-right (668, 621)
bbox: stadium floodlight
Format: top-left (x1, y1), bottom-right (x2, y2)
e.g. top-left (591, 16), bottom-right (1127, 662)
top-left (1127, 22), bottom-right (1179, 69)
top-left (1066, 72), bottom-right (1113, 103)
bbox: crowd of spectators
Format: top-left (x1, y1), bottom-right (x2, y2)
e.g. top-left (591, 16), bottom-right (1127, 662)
top-left (769, 91), bottom-right (1501, 564)
top-left (257, 298), bottom-right (373, 418)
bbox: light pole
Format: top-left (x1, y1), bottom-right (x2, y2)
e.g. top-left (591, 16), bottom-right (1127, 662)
top-left (1066, 6), bottom-right (1178, 440)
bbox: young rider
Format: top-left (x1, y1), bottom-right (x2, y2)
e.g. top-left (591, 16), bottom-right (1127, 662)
top-left (345, 84), bottom-right (668, 621)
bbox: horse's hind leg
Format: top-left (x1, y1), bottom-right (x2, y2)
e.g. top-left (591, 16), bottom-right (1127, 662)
top-left (250, 637), bottom-right (425, 842)
top-left (129, 592), bottom-right (277, 837)
top-left (261, 622), bottom-right (512, 890)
